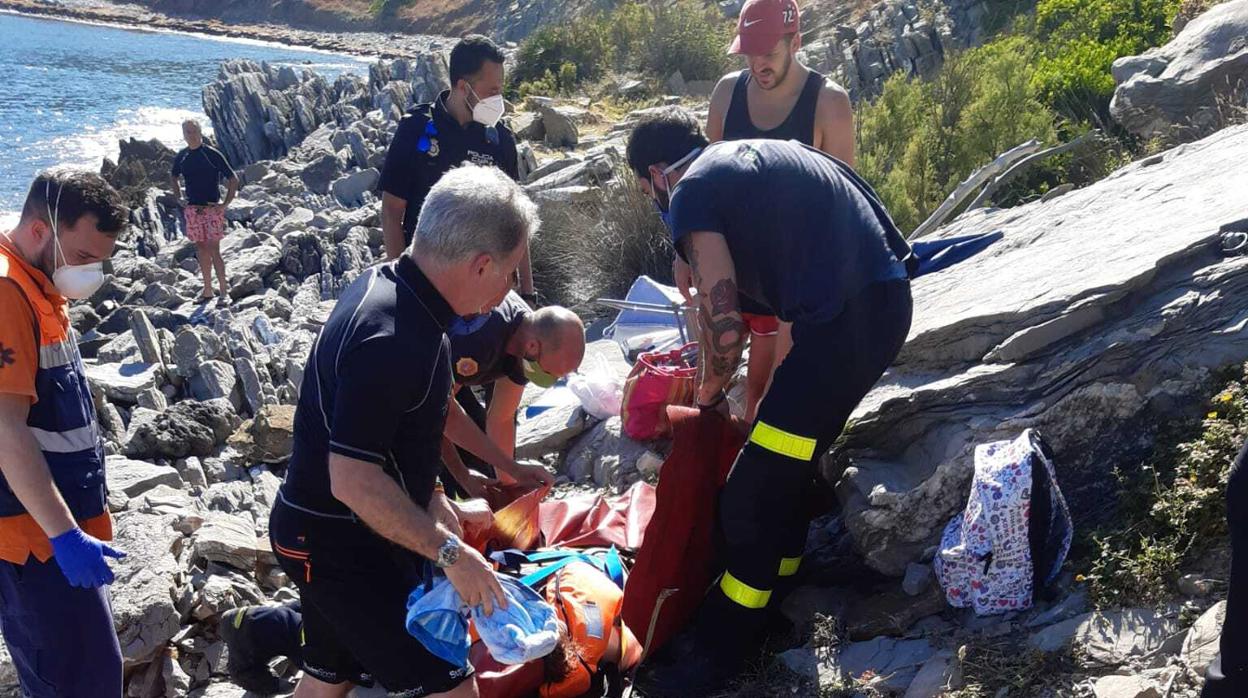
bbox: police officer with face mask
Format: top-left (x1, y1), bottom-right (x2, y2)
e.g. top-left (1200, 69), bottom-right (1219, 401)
top-left (379, 35), bottom-right (537, 306)
top-left (0, 170), bottom-right (130, 697)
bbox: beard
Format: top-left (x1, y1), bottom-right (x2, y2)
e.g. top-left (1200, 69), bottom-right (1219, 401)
top-left (755, 52), bottom-right (792, 91)
top-left (36, 233), bottom-right (58, 280)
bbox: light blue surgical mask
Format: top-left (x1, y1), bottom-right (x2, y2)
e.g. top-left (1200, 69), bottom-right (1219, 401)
top-left (449, 313), bottom-right (490, 336)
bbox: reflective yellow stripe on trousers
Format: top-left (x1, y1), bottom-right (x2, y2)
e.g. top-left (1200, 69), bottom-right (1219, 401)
top-left (749, 421), bottom-right (817, 461)
top-left (720, 571), bottom-right (771, 609)
top-left (778, 556), bottom-right (802, 577)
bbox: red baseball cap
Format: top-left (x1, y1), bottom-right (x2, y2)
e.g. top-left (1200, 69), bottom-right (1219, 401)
top-left (729, 0), bottom-right (801, 56)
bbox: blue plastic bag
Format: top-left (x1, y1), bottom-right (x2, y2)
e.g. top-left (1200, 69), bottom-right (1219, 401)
top-left (405, 573), bottom-right (560, 667)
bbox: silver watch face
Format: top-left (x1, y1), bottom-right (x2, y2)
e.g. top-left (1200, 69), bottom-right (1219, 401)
top-left (437, 538), bottom-right (461, 567)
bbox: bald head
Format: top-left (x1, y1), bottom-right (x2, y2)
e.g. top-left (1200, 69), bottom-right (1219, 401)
top-left (520, 306), bottom-right (586, 378)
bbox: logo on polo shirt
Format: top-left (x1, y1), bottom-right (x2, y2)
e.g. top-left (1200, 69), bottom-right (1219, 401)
top-left (0, 343), bottom-right (14, 369)
top-left (466, 150), bottom-right (497, 167)
top-left (456, 357), bottom-right (479, 378)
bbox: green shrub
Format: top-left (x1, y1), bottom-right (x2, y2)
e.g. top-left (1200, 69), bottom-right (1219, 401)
top-left (369, 0), bottom-right (412, 18)
top-left (609, 2), bottom-right (657, 70)
top-left (511, 22), bottom-right (611, 93)
top-left (1080, 366), bottom-right (1247, 607)
top-left (643, 1), bottom-right (733, 81)
top-left (1030, 0), bottom-right (1180, 122)
top-left (516, 61), bottom-right (582, 100)
top-left (511, 1), bottom-right (730, 96)
top-left (856, 37), bottom-right (1057, 233)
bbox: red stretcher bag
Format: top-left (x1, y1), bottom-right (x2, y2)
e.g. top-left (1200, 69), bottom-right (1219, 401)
top-left (621, 406), bottom-right (746, 655)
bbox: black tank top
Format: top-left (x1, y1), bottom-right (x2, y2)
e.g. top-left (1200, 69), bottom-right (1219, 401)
top-left (723, 70), bottom-right (825, 317)
top-left (723, 69), bottom-right (824, 146)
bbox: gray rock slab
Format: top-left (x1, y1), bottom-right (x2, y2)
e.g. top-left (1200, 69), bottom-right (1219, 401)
top-left (1092, 674), bottom-right (1164, 698)
top-left (86, 361), bottom-right (162, 403)
top-left (1181, 600), bottom-right (1226, 677)
top-left (1110, 0), bottom-right (1248, 138)
top-left (515, 401), bottom-right (588, 460)
top-left (838, 636), bottom-right (936, 693)
top-left (838, 124), bottom-right (1248, 575)
top-left (563, 416), bottom-right (649, 489)
top-left (331, 167), bottom-right (380, 207)
top-left (128, 309), bottom-right (165, 367)
top-left (904, 649), bottom-right (961, 698)
top-left (111, 511), bottom-right (184, 666)
top-left (1028, 609), bottom-right (1181, 665)
top-left (107, 455), bottom-right (184, 498)
top-left (194, 512), bottom-right (260, 572)
top-left (190, 360), bottom-right (238, 403)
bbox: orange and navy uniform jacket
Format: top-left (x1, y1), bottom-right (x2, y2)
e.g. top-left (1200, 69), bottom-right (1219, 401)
top-left (540, 561), bottom-right (643, 698)
top-left (0, 240), bottom-right (111, 564)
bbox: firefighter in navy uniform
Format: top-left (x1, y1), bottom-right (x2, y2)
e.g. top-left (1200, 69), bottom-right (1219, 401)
top-left (625, 109), bottom-right (914, 696)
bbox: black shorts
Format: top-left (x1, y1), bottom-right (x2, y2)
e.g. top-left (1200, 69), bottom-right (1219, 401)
top-left (269, 498), bottom-right (473, 697)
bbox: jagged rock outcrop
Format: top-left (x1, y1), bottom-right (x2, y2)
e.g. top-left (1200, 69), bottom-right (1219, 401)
top-left (203, 53), bottom-right (447, 169)
top-left (202, 60), bottom-right (349, 167)
top-left (836, 123), bottom-right (1248, 576)
top-left (101, 137), bottom-right (178, 202)
top-left (1110, 0), bottom-right (1248, 140)
top-left (796, 0), bottom-right (991, 99)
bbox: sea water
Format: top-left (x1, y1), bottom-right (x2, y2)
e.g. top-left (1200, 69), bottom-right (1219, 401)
top-left (0, 11), bottom-right (371, 222)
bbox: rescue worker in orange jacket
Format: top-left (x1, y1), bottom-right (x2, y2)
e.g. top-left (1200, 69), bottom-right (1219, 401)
top-left (0, 170), bottom-right (130, 697)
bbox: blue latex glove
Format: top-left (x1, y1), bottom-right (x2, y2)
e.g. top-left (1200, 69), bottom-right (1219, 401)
top-left (49, 527), bottom-right (125, 588)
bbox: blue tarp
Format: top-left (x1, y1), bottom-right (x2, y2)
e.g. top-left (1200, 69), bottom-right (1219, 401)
top-left (910, 231), bottom-right (1004, 278)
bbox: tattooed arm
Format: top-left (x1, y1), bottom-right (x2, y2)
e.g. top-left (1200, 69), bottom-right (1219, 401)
top-left (683, 231), bottom-right (747, 405)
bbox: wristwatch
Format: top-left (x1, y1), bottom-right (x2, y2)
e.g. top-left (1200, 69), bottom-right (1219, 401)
top-left (434, 536), bottom-right (461, 568)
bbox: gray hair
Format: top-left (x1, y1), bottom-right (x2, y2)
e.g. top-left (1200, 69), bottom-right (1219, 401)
top-left (182, 119), bottom-right (202, 133)
top-left (409, 165), bottom-right (540, 265)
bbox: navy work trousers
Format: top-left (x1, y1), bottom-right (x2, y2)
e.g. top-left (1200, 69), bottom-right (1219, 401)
top-left (0, 556), bottom-right (122, 697)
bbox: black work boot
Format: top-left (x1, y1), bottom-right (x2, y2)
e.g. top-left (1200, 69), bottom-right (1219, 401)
top-left (219, 604), bottom-right (300, 696)
top-left (633, 590), bottom-right (765, 698)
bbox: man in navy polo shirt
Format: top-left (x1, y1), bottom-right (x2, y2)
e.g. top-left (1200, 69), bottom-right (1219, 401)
top-left (271, 164), bottom-right (541, 698)
top-left (442, 293), bottom-right (584, 498)
top-left (625, 108), bottom-right (914, 695)
top-left (380, 35), bottom-right (536, 306)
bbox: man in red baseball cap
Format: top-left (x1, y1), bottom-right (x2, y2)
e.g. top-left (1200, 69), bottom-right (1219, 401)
top-left (675, 0), bottom-right (855, 433)
top-left (715, 0), bottom-right (851, 159)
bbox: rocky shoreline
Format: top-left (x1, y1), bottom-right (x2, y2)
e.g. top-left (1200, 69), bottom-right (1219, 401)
top-left (0, 0), bottom-right (451, 60)
top-left (1, 2), bottom-right (1246, 693)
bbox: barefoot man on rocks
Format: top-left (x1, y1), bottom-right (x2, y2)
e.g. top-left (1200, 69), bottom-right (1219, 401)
top-left (270, 164), bottom-right (541, 698)
top-left (171, 118), bottom-right (238, 304)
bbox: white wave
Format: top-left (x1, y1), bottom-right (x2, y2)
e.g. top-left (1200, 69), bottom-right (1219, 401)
top-left (0, 210), bottom-right (18, 232)
top-left (44, 105), bottom-right (210, 169)
top-left (276, 61), bottom-right (369, 74)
